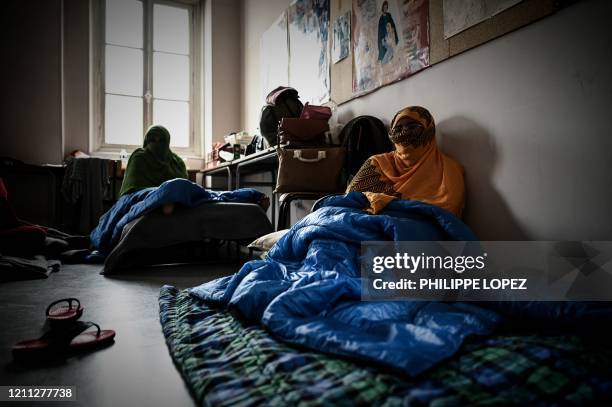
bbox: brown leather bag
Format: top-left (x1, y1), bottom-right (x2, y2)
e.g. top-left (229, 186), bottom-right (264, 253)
top-left (275, 147), bottom-right (346, 193)
top-left (278, 118), bottom-right (329, 147)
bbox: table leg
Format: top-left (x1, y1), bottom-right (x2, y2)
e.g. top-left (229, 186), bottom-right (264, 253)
top-left (271, 170), bottom-right (276, 227)
top-left (225, 167), bottom-right (232, 191)
top-left (236, 164), bottom-right (241, 189)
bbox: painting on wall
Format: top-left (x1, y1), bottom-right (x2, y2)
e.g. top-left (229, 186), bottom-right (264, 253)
top-left (443, 0), bottom-right (523, 39)
top-left (332, 10), bottom-right (351, 64)
top-left (260, 12), bottom-right (289, 103)
top-left (352, 0), bottom-right (429, 96)
top-left (288, 0), bottom-right (330, 104)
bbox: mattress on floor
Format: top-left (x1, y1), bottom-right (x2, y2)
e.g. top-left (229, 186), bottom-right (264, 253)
top-left (102, 202), bottom-right (273, 274)
top-left (159, 285), bottom-right (612, 406)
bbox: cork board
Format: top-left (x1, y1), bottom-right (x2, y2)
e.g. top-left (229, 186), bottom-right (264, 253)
top-left (429, 0), bottom-right (449, 64)
top-left (446, 0), bottom-right (555, 57)
top-left (328, 0), bottom-right (558, 105)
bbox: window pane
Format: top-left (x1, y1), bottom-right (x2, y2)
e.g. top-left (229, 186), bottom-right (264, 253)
top-left (153, 52), bottom-right (189, 100)
top-left (105, 95), bottom-right (143, 145)
top-left (105, 45), bottom-right (143, 96)
top-left (106, 0), bottom-right (143, 48)
top-left (153, 4), bottom-right (189, 54)
top-left (153, 100), bottom-right (189, 147)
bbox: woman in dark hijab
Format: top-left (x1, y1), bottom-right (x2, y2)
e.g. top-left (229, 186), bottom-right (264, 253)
top-left (119, 125), bottom-right (188, 197)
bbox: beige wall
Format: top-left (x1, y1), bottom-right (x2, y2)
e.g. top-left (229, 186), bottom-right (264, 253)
top-left (3, 0), bottom-right (611, 241)
top-left (0, 1), bottom-right (63, 165)
top-left (0, 0), bottom-right (91, 164)
top-left (240, 0), bottom-right (612, 240)
top-left (205, 0), bottom-right (242, 157)
top-left (1, 0), bottom-right (239, 165)
top-left (63, 0), bottom-right (90, 156)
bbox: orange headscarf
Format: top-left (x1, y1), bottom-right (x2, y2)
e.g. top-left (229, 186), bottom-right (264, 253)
top-left (362, 106), bottom-right (465, 217)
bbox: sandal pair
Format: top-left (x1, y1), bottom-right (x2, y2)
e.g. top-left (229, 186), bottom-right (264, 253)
top-left (12, 298), bottom-right (115, 360)
top-left (46, 297), bottom-right (84, 322)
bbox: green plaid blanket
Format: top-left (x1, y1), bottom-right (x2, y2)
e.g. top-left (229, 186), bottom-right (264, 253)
top-left (159, 286), bottom-right (612, 406)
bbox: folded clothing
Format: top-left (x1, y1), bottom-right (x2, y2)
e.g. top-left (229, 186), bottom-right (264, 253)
top-left (0, 177), bottom-right (48, 256)
top-left (0, 254), bottom-right (60, 282)
top-left (0, 177), bottom-right (91, 282)
top-left (0, 224), bottom-right (47, 255)
top-left (0, 223), bottom-right (85, 259)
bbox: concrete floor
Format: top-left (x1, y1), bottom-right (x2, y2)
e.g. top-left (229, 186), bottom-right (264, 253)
top-left (0, 262), bottom-right (239, 407)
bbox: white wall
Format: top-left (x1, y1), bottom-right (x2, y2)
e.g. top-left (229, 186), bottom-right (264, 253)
top-left (241, 0), bottom-right (290, 135)
top-left (240, 0), bottom-right (612, 240)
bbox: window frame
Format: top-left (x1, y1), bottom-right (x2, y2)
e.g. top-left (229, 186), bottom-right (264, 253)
top-left (90, 0), bottom-right (202, 158)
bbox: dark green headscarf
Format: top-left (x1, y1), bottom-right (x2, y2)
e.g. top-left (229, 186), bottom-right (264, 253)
top-left (119, 125), bottom-right (188, 196)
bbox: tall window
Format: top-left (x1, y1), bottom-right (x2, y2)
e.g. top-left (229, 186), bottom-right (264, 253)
top-left (94, 0), bottom-right (201, 155)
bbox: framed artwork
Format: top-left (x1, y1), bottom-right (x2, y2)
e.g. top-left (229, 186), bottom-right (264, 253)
top-left (352, 0), bottom-right (429, 96)
top-left (332, 10), bottom-right (351, 63)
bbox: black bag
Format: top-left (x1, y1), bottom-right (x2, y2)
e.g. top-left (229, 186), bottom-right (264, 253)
top-left (339, 115), bottom-right (394, 182)
top-left (245, 135), bottom-right (266, 155)
top-left (259, 86), bottom-right (303, 146)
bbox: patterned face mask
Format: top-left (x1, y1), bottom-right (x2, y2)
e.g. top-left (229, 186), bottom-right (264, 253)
top-left (389, 122), bottom-right (433, 147)
top-left (388, 106), bottom-right (436, 148)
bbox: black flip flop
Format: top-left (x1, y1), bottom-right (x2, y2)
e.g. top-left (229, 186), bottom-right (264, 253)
top-left (12, 321), bottom-right (116, 361)
top-left (46, 298), bottom-right (84, 323)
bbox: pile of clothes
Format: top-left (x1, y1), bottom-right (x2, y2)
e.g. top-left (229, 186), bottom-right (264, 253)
top-left (0, 177), bottom-right (90, 282)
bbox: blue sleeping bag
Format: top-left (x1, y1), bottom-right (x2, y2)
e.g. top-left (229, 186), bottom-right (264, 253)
top-left (190, 192), bottom-right (612, 376)
top-left (91, 178), bottom-right (265, 254)
top-left (190, 192), bottom-right (498, 375)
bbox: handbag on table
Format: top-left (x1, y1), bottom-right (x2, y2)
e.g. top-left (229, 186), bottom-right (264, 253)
top-left (275, 147), bottom-right (346, 193)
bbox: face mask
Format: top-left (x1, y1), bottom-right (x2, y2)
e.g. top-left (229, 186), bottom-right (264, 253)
top-left (389, 122), bottom-right (433, 148)
top-left (146, 140), bottom-right (170, 161)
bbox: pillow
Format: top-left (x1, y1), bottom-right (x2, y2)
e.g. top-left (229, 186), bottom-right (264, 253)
top-left (248, 229), bottom-right (289, 252)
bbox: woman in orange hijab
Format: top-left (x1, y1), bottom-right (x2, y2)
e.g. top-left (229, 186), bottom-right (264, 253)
top-left (346, 106), bottom-right (465, 217)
